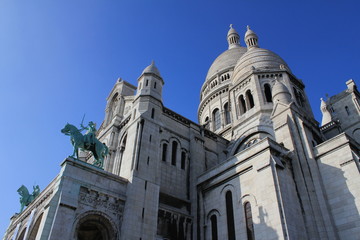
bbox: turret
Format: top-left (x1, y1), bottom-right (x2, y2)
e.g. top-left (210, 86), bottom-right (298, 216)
top-left (320, 98), bottom-right (333, 126)
top-left (272, 78), bottom-right (292, 104)
top-left (136, 61), bottom-right (164, 103)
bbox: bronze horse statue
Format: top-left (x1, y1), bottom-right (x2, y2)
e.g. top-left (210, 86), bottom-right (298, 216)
top-left (17, 185), bottom-right (40, 213)
top-left (61, 123), bottom-right (108, 168)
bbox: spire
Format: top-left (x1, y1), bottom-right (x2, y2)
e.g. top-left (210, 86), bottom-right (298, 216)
top-left (245, 25), bottom-right (259, 49)
top-left (320, 98), bottom-right (333, 126)
top-left (227, 24), bottom-right (240, 49)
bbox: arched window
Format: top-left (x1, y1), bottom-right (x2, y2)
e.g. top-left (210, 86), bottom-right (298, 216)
top-left (225, 191), bottom-right (236, 240)
top-left (244, 202), bottom-right (255, 240)
top-left (246, 90), bottom-right (255, 109)
top-left (181, 151), bottom-right (186, 170)
top-left (28, 213), bottom-right (44, 240)
top-left (210, 215), bottom-right (218, 240)
top-left (162, 143), bottom-right (167, 162)
top-left (224, 102), bottom-right (231, 125)
top-left (213, 108), bottom-right (221, 131)
top-left (76, 213), bottom-right (116, 240)
top-left (264, 84), bottom-right (272, 102)
top-left (171, 141), bottom-right (177, 166)
top-left (239, 95), bottom-right (247, 115)
top-left (17, 228), bottom-right (27, 240)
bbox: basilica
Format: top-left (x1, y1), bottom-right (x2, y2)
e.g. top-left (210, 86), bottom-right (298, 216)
top-left (3, 25), bottom-right (360, 240)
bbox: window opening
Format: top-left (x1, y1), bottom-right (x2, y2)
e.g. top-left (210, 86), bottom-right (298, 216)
top-left (239, 95), bottom-right (247, 114)
top-left (213, 108), bottom-right (221, 131)
top-left (264, 84), bottom-right (272, 102)
top-left (244, 202), bottom-right (255, 240)
top-left (246, 90), bottom-right (255, 109)
top-left (181, 152), bottom-right (186, 169)
top-left (224, 103), bottom-right (231, 125)
top-left (151, 108), bottom-right (155, 119)
top-left (210, 215), bottom-right (218, 240)
top-left (162, 143), bottom-right (167, 162)
top-left (225, 191), bottom-right (236, 240)
top-left (171, 141), bottom-right (177, 166)
top-left (345, 106), bottom-right (350, 115)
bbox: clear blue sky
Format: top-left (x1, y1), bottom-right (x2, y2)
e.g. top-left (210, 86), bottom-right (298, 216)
top-left (1, 0), bottom-right (359, 234)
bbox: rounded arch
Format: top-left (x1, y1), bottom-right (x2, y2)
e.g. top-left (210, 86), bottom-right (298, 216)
top-left (240, 193), bottom-right (258, 207)
top-left (168, 136), bottom-right (181, 146)
top-left (119, 132), bottom-right (128, 150)
top-left (232, 130), bottom-right (274, 155)
top-left (73, 211), bottom-right (118, 240)
top-left (220, 183), bottom-right (236, 195)
top-left (17, 227), bottom-right (27, 240)
top-left (28, 212), bottom-right (44, 240)
top-left (352, 128), bottom-right (360, 141)
top-left (206, 209), bottom-right (221, 220)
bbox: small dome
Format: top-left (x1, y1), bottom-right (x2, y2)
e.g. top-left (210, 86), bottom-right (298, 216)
top-left (142, 61), bottom-right (161, 77)
top-left (227, 25), bottom-right (238, 36)
top-left (245, 25), bottom-right (258, 39)
top-left (232, 48), bottom-right (291, 83)
top-left (272, 79), bottom-right (292, 104)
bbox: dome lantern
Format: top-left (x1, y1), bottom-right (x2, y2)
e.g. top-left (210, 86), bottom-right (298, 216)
top-left (245, 25), bottom-right (259, 49)
top-left (227, 24), bottom-right (241, 49)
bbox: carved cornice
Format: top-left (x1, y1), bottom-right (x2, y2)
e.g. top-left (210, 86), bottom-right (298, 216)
top-left (163, 107), bottom-right (192, 126)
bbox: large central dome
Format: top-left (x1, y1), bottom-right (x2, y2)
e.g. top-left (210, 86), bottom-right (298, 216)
top-left (205, 47), bottom-right (247, 81)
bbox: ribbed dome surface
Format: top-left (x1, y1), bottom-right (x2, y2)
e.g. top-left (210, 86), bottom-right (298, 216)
top-left (205, 47), bottom-right (247, 81)
top-left (232, 48), bottom-right (290, 83)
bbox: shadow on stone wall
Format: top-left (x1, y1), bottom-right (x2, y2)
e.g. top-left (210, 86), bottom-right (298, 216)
top-left (318, 158), bottom-right (360, 238)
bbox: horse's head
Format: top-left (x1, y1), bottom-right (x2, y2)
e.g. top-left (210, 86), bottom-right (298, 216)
top-left (61, 123), bottom-right (73, 135)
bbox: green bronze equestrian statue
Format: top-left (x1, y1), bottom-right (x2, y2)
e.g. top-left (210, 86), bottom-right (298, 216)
top-left (61, 121), bottom-right (108, 168)
top-left (17, 185), bottom-right (40, 213)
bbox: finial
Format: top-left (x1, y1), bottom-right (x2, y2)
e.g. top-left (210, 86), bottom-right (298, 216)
top-left (230, 24), bottom-right (233, 29)
top-left (151, 60), bottom-right (155, 65)
top-left (247, 25), bottom-right (250, 30)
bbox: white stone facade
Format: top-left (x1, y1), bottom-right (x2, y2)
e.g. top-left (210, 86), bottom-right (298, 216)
top-left (3, 25), bottom-right (360, 240)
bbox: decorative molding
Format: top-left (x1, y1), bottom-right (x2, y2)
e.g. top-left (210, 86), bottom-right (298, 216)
top-left (78, 187), bottom-right (125, 216)
top-left (163, 107), bottom-right (191, 126)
